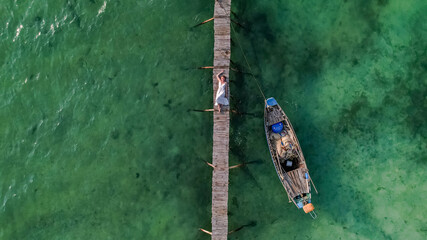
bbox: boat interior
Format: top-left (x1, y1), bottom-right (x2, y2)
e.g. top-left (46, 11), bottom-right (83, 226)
top-left (268, 121), bottom-right (301, 173)
top-left (280, 155), bottom-right (299, 172)
top-left (266, 105), bottom-right (285, 126)
top-left (294, 193), bottom-right (311, 206)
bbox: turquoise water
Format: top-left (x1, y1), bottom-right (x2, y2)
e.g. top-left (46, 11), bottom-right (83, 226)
top-left (0, 0), bottom-right (425, 239)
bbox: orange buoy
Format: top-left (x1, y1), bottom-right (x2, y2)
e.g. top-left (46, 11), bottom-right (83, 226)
top-left (303, 203), bottom-right (315, 213)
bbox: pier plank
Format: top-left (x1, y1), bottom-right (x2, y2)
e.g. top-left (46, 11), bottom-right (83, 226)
top-left (211, 0), bottom-right (231, 239)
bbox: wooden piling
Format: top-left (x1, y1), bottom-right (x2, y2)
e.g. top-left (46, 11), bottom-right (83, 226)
top-left (193, 17), bottom-right (215, 28)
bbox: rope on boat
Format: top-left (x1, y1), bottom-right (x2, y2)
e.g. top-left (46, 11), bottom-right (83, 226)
top-left (215, 0), bottom-right (267, 101)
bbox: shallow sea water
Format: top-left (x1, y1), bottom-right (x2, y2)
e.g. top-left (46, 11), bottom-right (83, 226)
top-left (0, 0), bottom-right (426, 239)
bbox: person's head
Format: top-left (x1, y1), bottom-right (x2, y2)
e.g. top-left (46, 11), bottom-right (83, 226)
top-left (220, 75), bottom-right (226, 82)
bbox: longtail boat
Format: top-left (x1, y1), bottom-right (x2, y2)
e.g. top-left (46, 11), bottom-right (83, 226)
top-left (264, 97), bottom-right (317, 218)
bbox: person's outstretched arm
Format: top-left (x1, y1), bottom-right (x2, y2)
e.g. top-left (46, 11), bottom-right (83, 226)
top-left (216, 70), bottom-right (225, 81)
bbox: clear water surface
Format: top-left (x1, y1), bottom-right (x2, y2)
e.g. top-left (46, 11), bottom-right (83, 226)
top-left (0, 0), bottom-right (426, 239)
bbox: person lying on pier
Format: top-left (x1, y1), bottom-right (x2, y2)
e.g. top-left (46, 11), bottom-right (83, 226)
top-left (215, 70), bottom-right (229, 112)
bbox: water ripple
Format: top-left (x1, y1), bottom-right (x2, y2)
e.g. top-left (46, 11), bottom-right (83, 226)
top-left (97, 1), bottom-right (107, 16)
top-left (12, 24), bottom-right (23, 42)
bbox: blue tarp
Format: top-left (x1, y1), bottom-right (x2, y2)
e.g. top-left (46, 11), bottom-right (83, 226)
top-left (266, 97), bottom-right (278, 106)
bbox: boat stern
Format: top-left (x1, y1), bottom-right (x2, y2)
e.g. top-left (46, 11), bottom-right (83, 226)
top-left (295, 194), bottom-right (317, 219)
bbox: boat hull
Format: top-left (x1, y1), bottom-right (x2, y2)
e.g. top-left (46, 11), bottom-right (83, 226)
top-left (264, 97), bottom-right (315, 215)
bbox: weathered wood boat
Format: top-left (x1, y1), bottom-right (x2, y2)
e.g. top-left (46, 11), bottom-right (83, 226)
top-left (264, 97), bottom-right (317, 218)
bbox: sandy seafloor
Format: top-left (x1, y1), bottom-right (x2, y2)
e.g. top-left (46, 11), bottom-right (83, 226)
top-left (0, 0), bottom-right (426, 239)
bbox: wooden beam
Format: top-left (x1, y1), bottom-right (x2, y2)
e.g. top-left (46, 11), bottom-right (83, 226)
top-left (199, 228), bottom-right (212, 235)
top-left (205, 161), bottom-right (216, 169)
top-left (229, 163), bottom-right (244, 169)
top-left (192, 17), bottom-right (214, 28)
top-left (310, 176), bottom-right (319, 194)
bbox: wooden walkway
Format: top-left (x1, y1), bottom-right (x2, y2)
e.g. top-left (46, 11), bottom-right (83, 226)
top-left (211, 0), bottom-right (231, 240)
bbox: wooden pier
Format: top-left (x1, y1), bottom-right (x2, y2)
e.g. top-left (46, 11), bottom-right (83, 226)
top-left (211, 0), bottom-right (231, 239)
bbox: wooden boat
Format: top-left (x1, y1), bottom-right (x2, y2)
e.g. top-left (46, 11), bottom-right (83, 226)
top-left (264, 97), bottom-right (317, 218)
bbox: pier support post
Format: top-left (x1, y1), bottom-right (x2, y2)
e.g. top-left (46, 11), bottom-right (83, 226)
top-left (205, 161), bottom-right (216, 169)
top-left (229, 163), bottom-right (244, 169)
top-left (192, 17), bottom-right (215, 28)
top-left (200, 228), bottom-right (213, 235)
